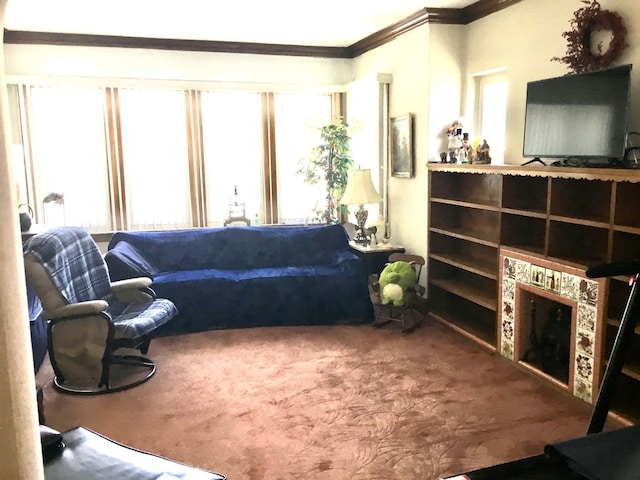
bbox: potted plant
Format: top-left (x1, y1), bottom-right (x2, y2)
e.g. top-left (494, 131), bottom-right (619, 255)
top-left (297, 118), bottom-right (354, 224)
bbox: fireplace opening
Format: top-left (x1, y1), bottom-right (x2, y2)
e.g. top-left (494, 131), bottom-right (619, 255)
top-left (520, 292), bottom-right (572, 385)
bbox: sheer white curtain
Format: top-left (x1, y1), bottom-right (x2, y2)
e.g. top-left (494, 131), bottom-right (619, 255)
top-left (274, 93), bottom-right (331, 224)
top-left (347, 77), bottom-right (386, 231)
top-left (119, 88), bottom-right (191, 230)
top-left (28, 86), bottom-right (111, 231)
top-left (200, 91), bottom-right (264, 225)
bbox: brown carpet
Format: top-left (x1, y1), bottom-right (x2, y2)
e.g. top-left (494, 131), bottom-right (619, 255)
top-left (38, 318), bottom-right (610, 479)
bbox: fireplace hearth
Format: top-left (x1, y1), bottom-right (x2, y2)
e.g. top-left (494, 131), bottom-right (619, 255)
top-left (521, 296), bottom-right (572, 384)
top-left (499, 248), bottom-right (606, 404)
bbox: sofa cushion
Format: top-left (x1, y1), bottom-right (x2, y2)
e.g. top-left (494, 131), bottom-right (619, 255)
top-left (105, 242), bottom-right (159, 281)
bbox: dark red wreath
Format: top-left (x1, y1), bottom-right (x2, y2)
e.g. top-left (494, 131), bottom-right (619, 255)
top-left (552, 0), bottom-right (627, 74)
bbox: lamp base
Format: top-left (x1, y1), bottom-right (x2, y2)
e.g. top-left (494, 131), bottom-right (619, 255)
top-left (354, 204), bottom-right (369, 246)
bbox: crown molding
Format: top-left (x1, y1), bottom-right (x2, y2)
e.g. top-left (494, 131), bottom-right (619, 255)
top-left (349, 0), bottom-right (525, 57)
top-left (347, 8), bottom-right (464, 58)
top-left (2, 30), bottom-right (350, 58)
top-left (3, 0), bottom-right (525, 59)
top-left (461, 0), bottom-right (524, 23)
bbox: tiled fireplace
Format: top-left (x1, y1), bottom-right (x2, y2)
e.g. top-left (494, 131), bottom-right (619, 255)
top-left (498, 248), bottom-right (606, 404)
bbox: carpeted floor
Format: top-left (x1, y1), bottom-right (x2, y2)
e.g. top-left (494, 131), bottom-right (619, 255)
top-left (38, 318), bottom-right (610, 480)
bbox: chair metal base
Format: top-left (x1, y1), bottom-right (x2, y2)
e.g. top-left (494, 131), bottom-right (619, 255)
top-left (53, 355), bottom-right (156, 395)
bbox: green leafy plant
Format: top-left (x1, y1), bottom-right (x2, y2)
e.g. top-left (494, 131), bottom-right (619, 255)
top-left (297, 118), bottom-right (354, 224)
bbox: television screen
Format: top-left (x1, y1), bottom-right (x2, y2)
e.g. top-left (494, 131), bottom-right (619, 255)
top-left (523, 65), bottom-right (632, 161)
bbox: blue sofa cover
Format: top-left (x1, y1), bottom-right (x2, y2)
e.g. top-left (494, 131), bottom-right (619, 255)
top-left (105, 224), bottom-right (373, 336)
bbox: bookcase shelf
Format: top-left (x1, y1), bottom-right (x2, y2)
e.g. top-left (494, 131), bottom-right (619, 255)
top-left (549, 177), bottom-right (612, 223)
top-left (427, 163), bottom-right (640, 423)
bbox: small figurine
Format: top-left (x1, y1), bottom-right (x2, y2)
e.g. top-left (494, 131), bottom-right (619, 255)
top-left (476, 139), bottom-right (492, 164)
top-left (446, 120), bottom-right (463, 164)
top-left (459, 132), bottom-right (475, 164)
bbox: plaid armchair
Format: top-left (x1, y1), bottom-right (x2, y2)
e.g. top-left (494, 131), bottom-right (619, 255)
top-left (23, 226), bottom-right (177, 394)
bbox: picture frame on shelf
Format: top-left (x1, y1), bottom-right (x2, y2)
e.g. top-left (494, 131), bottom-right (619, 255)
top-left (390, 113), bottom-right (413, 178)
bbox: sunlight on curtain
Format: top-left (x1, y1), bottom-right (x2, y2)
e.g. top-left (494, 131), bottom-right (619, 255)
top-left (29, 86), bottom-right (111, 231)
top-left (119, 88), bottom-right (191, 230)
top-left (274, 93), bottom-right (331, 224)
top-left (201, 91), bottom-right (264, 225)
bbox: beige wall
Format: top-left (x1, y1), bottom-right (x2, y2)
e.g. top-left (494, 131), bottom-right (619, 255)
top-left (352, 24), bottom-right (466, 284)
top-left (350, 0), bottom-right (640, 286)
top-left (465, 0), bottom-right (640, 163)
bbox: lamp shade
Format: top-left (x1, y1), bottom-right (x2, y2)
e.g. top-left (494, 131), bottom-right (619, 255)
top-left (339, 169), bottom-right (382, 205)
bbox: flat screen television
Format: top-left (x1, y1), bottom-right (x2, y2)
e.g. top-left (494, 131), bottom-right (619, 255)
top-left (522, 64), bottom-right (632, 165)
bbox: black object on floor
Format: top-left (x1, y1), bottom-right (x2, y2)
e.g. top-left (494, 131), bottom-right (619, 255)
top-left (44, 427), bottom-right (225, 480)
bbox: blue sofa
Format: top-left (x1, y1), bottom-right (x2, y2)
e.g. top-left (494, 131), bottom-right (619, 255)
top-left (105, 224), bottom-right (373, 336)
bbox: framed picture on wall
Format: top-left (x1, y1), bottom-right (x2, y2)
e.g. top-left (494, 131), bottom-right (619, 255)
top-left (390, 113), bottom-right (413, 178)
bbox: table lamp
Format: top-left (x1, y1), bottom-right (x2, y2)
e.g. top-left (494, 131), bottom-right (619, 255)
top-left (339, 169), bottom-right (382, 245)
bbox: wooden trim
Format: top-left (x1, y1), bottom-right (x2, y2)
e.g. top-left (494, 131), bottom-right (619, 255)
top-left (347, 8), bottom-right (463, 58)
top-left (3, 30), bottom-right (349, 58)
top-left (104, 87), bottom-right (118, 230)
top-left (261, 93), bottom-right (278, 224)
top-left (3, 0), bottom-right (524, 59)
top-left (185, 90), bottom-right (206, 227)
top-left (105, 87), bottom-right (126, 230)
top-left (461, 0), bottom-right (525, 24)
top-left (348, 0), bottom-right (524, 56)
top-left (426, 163), bottom-right (640, 184)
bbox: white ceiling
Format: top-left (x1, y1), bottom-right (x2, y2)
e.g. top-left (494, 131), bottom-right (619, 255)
top-left (4, 0), bottom-right (477, 47)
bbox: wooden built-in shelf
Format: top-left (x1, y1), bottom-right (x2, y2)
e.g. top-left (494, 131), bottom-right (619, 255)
top-left (500, 207), bottom-right (547, 219)
top-left (429, 252), bottom-right (497, 280)
top-left (430, 197), bottom-right (501, 211)
top-left (427, 163), bottom-right (640, 424)
top-left (429, 227), bottom-right (499, 248)
top-left (429, 277), bottom-right (496, 311)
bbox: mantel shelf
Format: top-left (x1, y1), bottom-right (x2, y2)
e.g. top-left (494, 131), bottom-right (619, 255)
top-left (427, 163), bottom-right (640, 183)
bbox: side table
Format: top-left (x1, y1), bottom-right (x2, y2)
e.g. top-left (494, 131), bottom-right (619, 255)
top-left (349, 242), bottom-right (405, 277)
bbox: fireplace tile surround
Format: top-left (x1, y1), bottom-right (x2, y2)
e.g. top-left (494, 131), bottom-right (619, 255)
top-left (499, 248), bottom-right (606, 404)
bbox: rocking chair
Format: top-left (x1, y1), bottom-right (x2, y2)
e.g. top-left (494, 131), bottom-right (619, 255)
top-left (23, 226), bottom-right (177, 394)
top-left (369, 253), bottom-right (426, 333)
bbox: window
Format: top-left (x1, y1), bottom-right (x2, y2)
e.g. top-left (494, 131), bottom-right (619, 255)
top-left (200, 91), bottom-right (265, 225)
top-left (274, 93), bottom-right (332, 224)
top-left (119, 88), bottom-right (192, 230)
top-left (28, 86), bottom-right (111, 231)
top-left (346, 76), bottom-right (388, 231)
top-left (475, 72), bottom-right (508, 163)
top-left (13, 83), bottom-right (338, 231)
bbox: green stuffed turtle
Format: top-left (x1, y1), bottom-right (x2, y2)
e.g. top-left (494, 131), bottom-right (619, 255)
top-left (379, 260), bottom-right (416, 306)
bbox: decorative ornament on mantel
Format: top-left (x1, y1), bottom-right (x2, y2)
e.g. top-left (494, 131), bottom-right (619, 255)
top-left (551, 0), bottom-right (628, 74)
